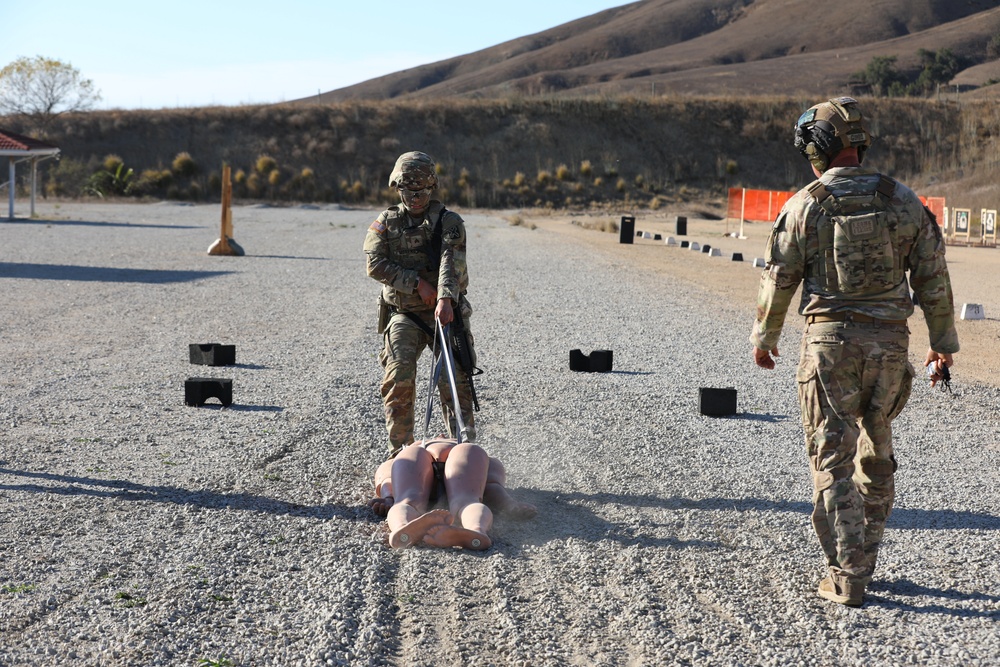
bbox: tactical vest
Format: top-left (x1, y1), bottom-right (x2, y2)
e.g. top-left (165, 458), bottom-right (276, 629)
top-left (379, 202), bottom-right (448, 310)
top-left (806, 174), bottom-right (903, 297)
top-left (382, 202), bottom-right (447, 272)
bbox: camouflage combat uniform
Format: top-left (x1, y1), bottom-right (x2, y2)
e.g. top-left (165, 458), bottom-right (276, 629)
top-left (364, 200), bottom-right (475, 457)
top-left (750, 165), bottom-right (959, 592)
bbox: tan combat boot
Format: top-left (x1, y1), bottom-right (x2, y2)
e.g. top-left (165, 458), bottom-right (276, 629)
top-left (817, 575), bottom-right (865, 607)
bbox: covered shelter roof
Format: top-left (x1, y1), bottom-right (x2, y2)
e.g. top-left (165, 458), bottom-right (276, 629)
top-left (1, 128), bottom-right (61, 219)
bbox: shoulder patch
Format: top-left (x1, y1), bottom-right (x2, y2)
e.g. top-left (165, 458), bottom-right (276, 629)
top-left (369, 220), bottom-right (386, 234)
top-left (444, 226), bottom-right (462, 242)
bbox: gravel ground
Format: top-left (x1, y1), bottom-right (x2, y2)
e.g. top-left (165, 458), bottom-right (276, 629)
top-left (1, 201), bottom-right (998, 667)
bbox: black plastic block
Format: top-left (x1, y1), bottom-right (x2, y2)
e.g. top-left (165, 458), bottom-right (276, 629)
top-left (570, 349), bottom-right (614, 373)
top-left (185, 377), bottom-right (233, 407)
top-left (701, 244), bottom-right (712, 253)
top-left (675, 215), bottom-right (687, 236)
top-left (732, 253), bottom-right (744, 262)
top-left (699, 387), bottom-right (737, 416)
top-left (680, 240), bottom-right (690, 248)
top-left (619, 216), bottom-right (635, 243)
top-left (189, 343), bottom-right (236, 366)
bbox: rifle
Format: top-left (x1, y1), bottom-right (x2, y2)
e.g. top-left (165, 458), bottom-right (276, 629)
top-left (450, 307), bottom-right (482, 412)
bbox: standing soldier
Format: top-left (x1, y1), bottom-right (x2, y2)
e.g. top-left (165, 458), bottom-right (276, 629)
top-left (364, 151), bottom-right (476, 458)
top-left (750, 97), bottom-right (959, 607)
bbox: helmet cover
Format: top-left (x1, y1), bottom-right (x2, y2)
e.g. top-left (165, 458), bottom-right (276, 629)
top-left (388, 151), bottom-right (438, 190)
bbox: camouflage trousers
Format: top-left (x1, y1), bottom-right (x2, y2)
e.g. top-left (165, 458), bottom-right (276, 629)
top-left (796, 320), bottom-right (914, 586)
top-left (378, 310), bottom-right (476, 457)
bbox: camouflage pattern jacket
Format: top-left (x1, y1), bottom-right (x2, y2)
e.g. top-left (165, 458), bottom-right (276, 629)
top-left (751, 166), bottom-right (959, 353)
top-left (363, 201), bottom-right (468, 313)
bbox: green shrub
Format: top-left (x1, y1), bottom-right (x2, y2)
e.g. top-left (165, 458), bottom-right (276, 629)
top-left (988, 33), bottom-right (1000, 59)
top-left (44, 157), bottom-right (93, 197)
top-left (86, 161), bottom-right (134, 197)
top-left (246, 173), bottom-right (262, 197)
top-left (103, 154), bottom-right (123, 173)
top-left (555, 164), bottom-right (571, 181)
top-left (135, 169), bottom-right (172, 196)
top-left (172, 152), bottom-right (197, 178)
top-left (256, 155), bottom-right (277, 175)
top-left (579, 160), bottom-right (593, 177)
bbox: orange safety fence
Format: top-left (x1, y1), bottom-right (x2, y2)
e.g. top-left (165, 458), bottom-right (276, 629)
top-left (920, 196), bottom-right (945, 226)
top-left (728, 188), bottom-right (947, 227)
top-left (726, 188), bottom-right (795, 224)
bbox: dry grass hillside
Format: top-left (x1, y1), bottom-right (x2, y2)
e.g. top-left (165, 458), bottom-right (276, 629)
top-left (6, 96), bottom-right (1000, 217)
top-left (308, 0), bottom-right (1000, 101)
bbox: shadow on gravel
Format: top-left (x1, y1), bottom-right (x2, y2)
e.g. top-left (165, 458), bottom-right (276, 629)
top-left (500, 488), bottom-right (724, 551)
top-left (6, 218), bottom-right (201, 229)
top-left (684, 496), bottom-right (1000, 531)
top-left (866, 579), bottom-right (1000, 618)
top-left (0, 468), bottom-right (358, 520)
top-left (0, 262), bottom-right (233, 283)
top-left (193, 403), bottom-right (284, 412)
top-left (246, 255), bottom-right (332, 261)
top-left (735, 412), bottom-right (794, 422)
top-left (499, 489), bottom-right (1000, 547)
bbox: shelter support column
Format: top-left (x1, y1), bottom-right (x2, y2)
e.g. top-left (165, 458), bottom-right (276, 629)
top-left (8, 157), bottom-right (14, 220)
top-left (30, 157), bottom-right (38, 218)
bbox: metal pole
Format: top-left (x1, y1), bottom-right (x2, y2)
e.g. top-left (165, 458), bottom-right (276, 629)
top-left (435, 319), bottom-right (467, 438)
top-left (30, 157), bottom-right (37, 218)
top-left (8, 158), bottom-right (14, 220)
top-left (739, 187), bottom-right (747, 239)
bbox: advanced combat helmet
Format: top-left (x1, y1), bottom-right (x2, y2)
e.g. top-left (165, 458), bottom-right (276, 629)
top-left (388, 151), bottom-right (438, 190)
top-left (793, 97), bottom-right (872, 173)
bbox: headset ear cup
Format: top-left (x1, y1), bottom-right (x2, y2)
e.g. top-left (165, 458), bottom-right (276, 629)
top-left (804, 144), bottom-right (828, 172)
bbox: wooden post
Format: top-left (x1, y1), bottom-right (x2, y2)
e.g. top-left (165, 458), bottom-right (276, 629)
top-left (208, 165), bottom-right (244, 255)
top-left (223, 165), bottom-right (233, 238)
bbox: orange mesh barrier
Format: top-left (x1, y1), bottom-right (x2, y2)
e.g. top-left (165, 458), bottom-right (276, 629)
top-left (727, 188), bottom-right (795, 224)
top-left (920, 196), bottom-right (945, 226)
top-left (729, 188), bottom-right (947, 227)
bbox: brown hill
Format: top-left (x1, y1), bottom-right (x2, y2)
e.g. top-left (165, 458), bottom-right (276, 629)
top-left (306, 0), bottom-right (1000, 102)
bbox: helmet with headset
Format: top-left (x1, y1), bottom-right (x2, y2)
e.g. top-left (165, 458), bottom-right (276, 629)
top-left (793, 97), bottom-right (872, 173)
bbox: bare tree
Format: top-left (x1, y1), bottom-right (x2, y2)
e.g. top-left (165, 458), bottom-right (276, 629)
top-left (0, 56), bottom-right (101, 129)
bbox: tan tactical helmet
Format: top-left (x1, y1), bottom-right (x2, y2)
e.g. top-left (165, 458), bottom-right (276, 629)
top-left (388, 151), bottom-right (438, 190)
top-left (793, 97), bottom-right (872, 173)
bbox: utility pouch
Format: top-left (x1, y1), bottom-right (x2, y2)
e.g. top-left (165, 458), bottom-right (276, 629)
top-left (377, 292), bottom-right (390, 334)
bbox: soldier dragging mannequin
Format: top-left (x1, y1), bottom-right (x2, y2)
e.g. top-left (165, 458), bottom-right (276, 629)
top-left (364, 151), bottom-right (478, 458)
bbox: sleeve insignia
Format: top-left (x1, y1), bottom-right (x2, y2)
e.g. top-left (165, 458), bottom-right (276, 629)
top-left (369, 220), bottom-right (386, 234)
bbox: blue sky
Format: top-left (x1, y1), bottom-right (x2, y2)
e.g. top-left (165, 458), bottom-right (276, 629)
top-left (1, 1), bottom-right (631, 110)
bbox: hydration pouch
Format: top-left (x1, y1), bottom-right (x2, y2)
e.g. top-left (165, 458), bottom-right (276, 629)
top-left (377, 292), bottom-right (390, 334)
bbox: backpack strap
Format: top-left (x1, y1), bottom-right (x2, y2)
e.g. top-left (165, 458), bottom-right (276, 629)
top-left (424, 204), bottom-right (448, 267)
top-left (873, 174), bottom-right (896, 211)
